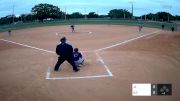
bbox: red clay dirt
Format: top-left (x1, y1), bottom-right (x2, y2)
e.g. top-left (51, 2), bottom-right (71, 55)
top-left (0, 25), bottom-right (180, 101)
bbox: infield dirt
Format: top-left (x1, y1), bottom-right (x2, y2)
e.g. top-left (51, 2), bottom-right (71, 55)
top-left (0, 25), bottom-right (179, 101)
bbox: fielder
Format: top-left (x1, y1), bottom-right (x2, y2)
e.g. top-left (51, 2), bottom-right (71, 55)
top-left (70, 24), bottom-right (75, 33)
top-left (8, 29), bottom-right (11, 36)
top-left (161, 24), bottom-right (165, 30)
top-left (171, 27), bottom-right (175, 32)
top-left (138, 25), bottom-right (143, 32)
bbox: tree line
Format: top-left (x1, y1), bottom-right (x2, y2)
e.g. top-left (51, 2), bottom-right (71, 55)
top-left (140, 12), bottom-right (180, 21)
top-left (0, 3), bottom-right (180, 25)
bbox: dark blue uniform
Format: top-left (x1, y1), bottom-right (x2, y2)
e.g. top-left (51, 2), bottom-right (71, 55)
top-left (73, 52), bottom-right (82, 61)
top-left (54, 43), bottom-right (78, 72)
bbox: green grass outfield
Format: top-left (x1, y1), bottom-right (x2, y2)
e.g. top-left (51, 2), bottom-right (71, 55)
top-left (0, 19), bottom-right (178, 32)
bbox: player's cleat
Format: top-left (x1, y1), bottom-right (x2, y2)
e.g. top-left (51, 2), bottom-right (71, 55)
top-left (77, 65), bottom-right (81, 67)
top-left (74, 69), bottom-right (80, 72)
top-left (54, 68), bottom-right (61, 71)
top-left (54, 69), bottom-right (58, 71)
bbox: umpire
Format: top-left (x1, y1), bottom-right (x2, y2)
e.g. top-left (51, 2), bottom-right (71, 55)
top-left (54, 37), bottom-right (79, 72)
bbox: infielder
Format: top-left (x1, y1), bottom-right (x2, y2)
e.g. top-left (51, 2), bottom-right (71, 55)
top-left (162, 24), bottom-right (165, 30)
top-left (171, 27), bottom-right (175, 32)
top-left (8, 29), bottom-right (11, 36)
top-left (138, 25), bottom-right (143, 32)
top-left (70, 24), bottom-right (75, 33)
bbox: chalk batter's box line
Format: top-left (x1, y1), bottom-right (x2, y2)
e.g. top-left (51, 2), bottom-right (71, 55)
top-left (0, 30), bottom-right (161, 80)
top-left (46, 30), bottom-right (162, 80)
top-left (46, 51), bottom-right (113, 80)
top-left (46, 66), bottom-right (112, 80)
top-left (46, 74), bottom-right (111, 80)
top-left (0, 39), bottom-right (112, 80)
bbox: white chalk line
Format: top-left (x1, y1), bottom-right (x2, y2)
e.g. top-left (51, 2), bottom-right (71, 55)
top-left (96, 30), bottom-right (161, 51)
top-left (56, 31), bottom-right (92, 35)
top-left (95, 52), bottom-right (113, 76)
top-left (0, 39), bottom-right (55, 53)
top-left (0, 39), bottom-right (110, 80)
top-left (144, 32), bottom-right (161, 39)
top-left (1, 30), bottom-right (161, 80)
top-left (91, 30), bottom-right (162, 80)
top-left (46, 64), bottom-right (111, 80)
top-left (46, 51), bottom-right (113, 80)
top-left (0, 39), bottom-right (92, 53)
top-left (46, 30), bottom-right (161, 80)
top-left (46, 67), bottom-right (51, 78)
top-left (46, 74), bottom-right (110, 80)
top-left (73, 31), bottom-right (92, 34)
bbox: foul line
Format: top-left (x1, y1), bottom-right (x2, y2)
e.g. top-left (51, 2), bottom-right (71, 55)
top-left (144, 32), bottom-right (161, 39)
top-left (89, 30), bottom-right (162, 80)
top-left (96, 30), bottom-right (161, 51)
top-left (0, 39), bottom-right (55, 53)
top-left (0, 39), bottom-right (92, 53)
top-left (1, 30), bottom-right (161, 80)
top-left (0, 39), bottom-right (110, 80)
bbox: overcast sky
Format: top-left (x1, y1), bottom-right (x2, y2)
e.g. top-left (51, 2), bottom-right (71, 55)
top-left (0, 0), bottom-right (179, 17)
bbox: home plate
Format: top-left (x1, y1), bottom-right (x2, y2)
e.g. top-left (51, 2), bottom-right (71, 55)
top-left (89, 32), bottom-right (92, 34)
top-left (55, 33), bottom-right (59, 35)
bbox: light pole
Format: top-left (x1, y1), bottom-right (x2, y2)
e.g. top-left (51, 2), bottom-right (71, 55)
top-left (131, 2), bottom-right (134, 19)
top-left (84, 8), bottom-right (87, 19)
top-left (97, 10), bottom-right (99, 17)
top-left (12, 4), bottom-right (15, 24)
top-left (12, 0), bottom-right (15, 24)
top-left (65, 7), bottom-right (67, 20)
top-left (129, 1), bottom-right (135, 19)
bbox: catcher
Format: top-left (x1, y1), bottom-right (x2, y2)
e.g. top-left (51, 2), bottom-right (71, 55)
top-left (73, 48), bottom-right (84, 67)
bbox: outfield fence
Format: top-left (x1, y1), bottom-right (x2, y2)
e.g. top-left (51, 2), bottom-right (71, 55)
top-left (0, 19), bottom-right (179, 32)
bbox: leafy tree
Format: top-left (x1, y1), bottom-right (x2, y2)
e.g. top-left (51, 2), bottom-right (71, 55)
top-left (108, 9), bottom-right (132, 19)
top-left (19, 14), bottom-right (36, 22)
top-left (87, 12), bottom-right (98, 18)
top-left (141, 13), bottom-right (158, 21)
top-left (0, 15), bottom-right (18, 25)
top-left (98, 15), bottom-right (109, 18)
top-left (31, 3), bottom-right (62, 21)
top-left (60, 12), bottom-right (66, 19)
top-left (70, 12), bottom-right (84, 18)
top-left (66, 14), bottom-right (71, 20)
top-left (156, 12), bottom-right (173, 21)
top-left (175, 15), bottom-right (180, 20)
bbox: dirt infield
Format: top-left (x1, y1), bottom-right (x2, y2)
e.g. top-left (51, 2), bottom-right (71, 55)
top-left (0, 25), bottom-right (180, 101)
